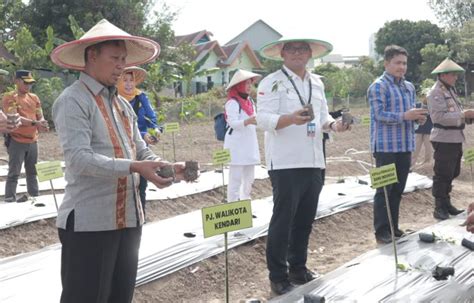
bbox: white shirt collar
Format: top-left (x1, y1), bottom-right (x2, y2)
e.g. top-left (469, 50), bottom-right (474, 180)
top-left (282, 65), bottom-right (310, 82)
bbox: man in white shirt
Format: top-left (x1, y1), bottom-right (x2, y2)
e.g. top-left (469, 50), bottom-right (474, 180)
top-left (257, 38), bottom-right (350, 295)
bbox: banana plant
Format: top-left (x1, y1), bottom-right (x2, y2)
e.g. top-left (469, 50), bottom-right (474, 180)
top-left (168, 55), bottom-right (220, 97)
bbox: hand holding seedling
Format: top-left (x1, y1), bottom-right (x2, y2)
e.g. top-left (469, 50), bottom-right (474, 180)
top-left (156, 161), bottom-right (200, 183)
top-left (172, 162), bottom-right (187, 182)
top-left (37, 119), bottom-right (49, 132)
top-left (294, 108), bottom-right (313, 125)
top-left (146, 128), bottom-right (160, 145)
top-left (1, 111), bottom-right (21, 132)
top-left (404, 108), bottom-right (428, 121)
top-left (144, 133), bottom-right (158, 145)
top-left (131, 160), bottom-right (173, 188)
top-left (334, 119), bottom-right (351, 132)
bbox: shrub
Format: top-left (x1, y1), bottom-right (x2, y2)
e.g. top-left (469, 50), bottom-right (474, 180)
top-left (33, 77), bottom-right (64, 123)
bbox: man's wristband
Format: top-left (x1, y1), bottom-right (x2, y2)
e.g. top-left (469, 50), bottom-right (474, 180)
top-left (329, 121), bottom-right (335, 131)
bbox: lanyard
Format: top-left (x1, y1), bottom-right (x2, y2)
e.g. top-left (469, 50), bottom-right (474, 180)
top-left (281, 68), bottom-right (312, 106)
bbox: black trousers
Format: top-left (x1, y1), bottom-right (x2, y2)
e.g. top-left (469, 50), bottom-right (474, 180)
top-left (58, 212), bottom-right (142, 303)
top-left (373, 152), bottom-right (411, 235)
top-left (431, 142), bottom-right (462, 201)
top-left (139, 175), bottom-right (148, 216)
top-left (266, 168), bottom-right (323, 282)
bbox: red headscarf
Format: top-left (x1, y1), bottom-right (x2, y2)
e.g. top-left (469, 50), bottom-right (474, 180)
top-left (226, 80), bottom-right (254, 117)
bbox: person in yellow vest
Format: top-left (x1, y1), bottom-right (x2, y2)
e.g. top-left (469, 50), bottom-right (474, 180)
top-left (427, 58), bottom-right (474, 220)
top-left (2, 70), bottom-right (49, 203)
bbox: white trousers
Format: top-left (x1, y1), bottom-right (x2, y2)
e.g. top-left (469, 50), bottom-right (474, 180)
top-left (227, 165), bottom-right (255, 203)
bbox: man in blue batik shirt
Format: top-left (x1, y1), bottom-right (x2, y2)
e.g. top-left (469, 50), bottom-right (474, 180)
top-left (368, 45), bottom-right (428, 244)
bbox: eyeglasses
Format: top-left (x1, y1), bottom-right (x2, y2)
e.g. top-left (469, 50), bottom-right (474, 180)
top-left (283, 46), bottom-right (311, 54)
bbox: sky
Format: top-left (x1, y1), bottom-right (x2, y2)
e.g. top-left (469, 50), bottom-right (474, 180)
top-left (162, 0), bottom-right (440, 56)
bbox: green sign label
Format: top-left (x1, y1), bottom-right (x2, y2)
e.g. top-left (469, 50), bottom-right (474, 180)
top-left (213, 149), bottom-right (231, 165)
top-left (361, 115), bottom-right (371, 126)
top-left (465, 148), bottom-right (474, 164)
top-left (36, 161), bottom-right (63, 182)
top-left (370, 163), bottom-right (398, 189)
top-left (164, 122), bottom-right (180, 133)
top-left (201, 200), bottom-right (253, 238)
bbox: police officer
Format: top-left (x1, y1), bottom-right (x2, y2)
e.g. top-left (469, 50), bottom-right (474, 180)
top-left (428, 58), bottom-right (474, 220)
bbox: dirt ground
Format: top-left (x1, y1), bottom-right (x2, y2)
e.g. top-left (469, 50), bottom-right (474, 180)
top-left (0, 107), bottom-right (473, 302)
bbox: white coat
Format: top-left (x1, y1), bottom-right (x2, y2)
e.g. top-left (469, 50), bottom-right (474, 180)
top-left (223, 99), bottom-right (260, 165)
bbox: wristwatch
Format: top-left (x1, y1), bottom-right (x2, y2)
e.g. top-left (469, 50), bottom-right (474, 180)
top-left (31, 120), bottom-right (37, 126)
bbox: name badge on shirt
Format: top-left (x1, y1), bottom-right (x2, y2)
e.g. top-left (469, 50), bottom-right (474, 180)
top-left (307, 122), bottom-right (316, 137)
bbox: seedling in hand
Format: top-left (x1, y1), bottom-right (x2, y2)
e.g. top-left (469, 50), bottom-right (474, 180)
top-left (301, 104), bottom-right (315, 121)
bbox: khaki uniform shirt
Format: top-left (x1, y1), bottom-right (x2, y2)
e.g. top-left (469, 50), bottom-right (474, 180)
top-left (427, 80), bottom-right (464, 143)
top-left (2, 92), bottom-right (42, 143)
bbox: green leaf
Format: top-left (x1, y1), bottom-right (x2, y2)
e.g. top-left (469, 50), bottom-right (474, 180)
top-left (271, 81), bottom-right (279, 92)
top-left (397, 263), bottom-right (408, 271)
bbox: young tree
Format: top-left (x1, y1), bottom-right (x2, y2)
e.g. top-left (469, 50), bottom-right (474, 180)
top-left (356, 56), bottom-right (377, 75)
top-left (170, 56), bottom-right (220, 97)
top-left (0, 0), bottom-right (25, 42)
top-left (419, 43), bottom-right (450, 80)
top-left (375, 20), bottom-right (444, 85)
top-left (429, 0), bottom-right (473, 28)
top-left (3, 26), bottom-right (54, 70)
top-left (447, 20), bottom-right (474, 64)
top-left (347, 67), bottom-right (375, 98)
top-left (22, 0), bottom-right (155, 44)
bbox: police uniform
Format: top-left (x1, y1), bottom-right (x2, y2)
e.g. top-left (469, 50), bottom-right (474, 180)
top-left (427, 58), bottom-right (466, 220)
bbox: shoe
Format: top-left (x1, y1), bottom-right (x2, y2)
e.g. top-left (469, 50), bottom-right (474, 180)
top-left (394, 229), bottom-right (405, 238)
top-left (16, 194), bottom-right (29, 203)
top-left (4, 197), bottom-right (15, 203)
top-left (375, 232), bottom-right (392, 244)
top-left (447, 205), bottom-right (463, 216)
top-left (270, 279), bottom-right (294, 295)
top-left (433, 207), bottom-right (449, 220)
top-left (289, 269), bottom-right (319, 285)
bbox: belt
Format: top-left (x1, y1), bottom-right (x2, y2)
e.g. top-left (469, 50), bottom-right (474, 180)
top-left (433, 123), bottom-right (465, 130)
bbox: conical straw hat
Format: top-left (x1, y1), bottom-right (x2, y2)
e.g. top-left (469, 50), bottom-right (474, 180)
top-left (227, 69), bottom-right (262, 90)
top-left (260, 37), bottom-right (332, 61)
top-left (431, 58), bottom-right (465, 74)
top-left (51, 19), bottom-right (160, 71)
top-left (123, 66), bottom-right (147, 85)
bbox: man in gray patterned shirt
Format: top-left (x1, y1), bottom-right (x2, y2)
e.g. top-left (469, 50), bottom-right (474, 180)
top-left (51, 20), bottom-right (185, 303)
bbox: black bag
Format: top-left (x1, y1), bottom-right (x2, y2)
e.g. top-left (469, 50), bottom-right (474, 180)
top-left (213, 99), bottom-right (241, 141)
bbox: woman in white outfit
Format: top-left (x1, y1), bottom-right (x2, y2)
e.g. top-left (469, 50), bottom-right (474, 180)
top-left (224, 69), bottom-right (262, 202)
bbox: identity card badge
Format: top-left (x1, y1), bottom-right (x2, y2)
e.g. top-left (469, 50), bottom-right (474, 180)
top-left (307, 122), bottom-right (316, 137)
